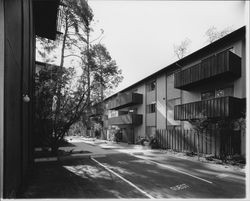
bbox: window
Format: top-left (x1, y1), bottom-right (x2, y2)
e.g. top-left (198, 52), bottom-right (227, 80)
top-left (118, 110), bottom-right (128, 116)
top-left (108, 110), bottom-right (118, 118)
top-left (201, 86), bottom-right (234, 100)
top-left (146, 103), bottom-right (156, 113)
top-left (201, 91), bottom-right (215, 100)
top-left (215, 89), bottom-right (224, 97)
top-left (215, 86), bottom-right (233, 97)
top-left (147, 80), bottom-right (156, 92)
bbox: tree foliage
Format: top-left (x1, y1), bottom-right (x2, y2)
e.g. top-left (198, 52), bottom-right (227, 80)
top-left (188, 113), bottom-right (212, 160)
top-left (90, 43), bottom-right (123, 102)
top-left (35, 64), bottom-right (79, 148)
top-left (35, 0), bottom-right (123, 152)
top-left (173, 38), bottom-right (191, 59)
top-left (205, 26), bottom-right (233, 44)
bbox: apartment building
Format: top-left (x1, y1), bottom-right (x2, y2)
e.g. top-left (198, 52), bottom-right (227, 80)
top-left (103, 26), bottom-right (246, 155)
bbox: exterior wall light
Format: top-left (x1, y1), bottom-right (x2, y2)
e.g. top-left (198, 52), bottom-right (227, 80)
top-left (23, 94), bottom-right (30, 103)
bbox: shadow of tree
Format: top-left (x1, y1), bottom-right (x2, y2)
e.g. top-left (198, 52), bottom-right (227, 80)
top-left (140, 154), bottom-right (245, 181)
top-left (25, 141), bottom-right (245, 199)
top-left (20, 158), bottom-right (148, 199)
top-left (95, 153), bottom-right (245, 198)
top-left (59, 141), bottom-right (76, 147)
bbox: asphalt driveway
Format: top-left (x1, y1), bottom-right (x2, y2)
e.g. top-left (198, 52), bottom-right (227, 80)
top-left (21, 136), bottom-right (246, 198)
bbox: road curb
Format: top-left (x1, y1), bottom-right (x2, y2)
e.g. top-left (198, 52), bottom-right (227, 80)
top-left (58, 154), bottom-right (91, 161)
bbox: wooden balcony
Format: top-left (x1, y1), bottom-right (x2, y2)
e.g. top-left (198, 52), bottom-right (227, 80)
top-left (174, 96), bottom-right (245, 121)
top-left (107, 93), bottom-right (143, 110)
top-left (108, 114), bottom-right (143, 126)
top-left (174, 50), bottom-right (241, 90)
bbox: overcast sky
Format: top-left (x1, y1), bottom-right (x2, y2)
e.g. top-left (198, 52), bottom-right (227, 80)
top-left (88, 0), bottom-right (245, 94)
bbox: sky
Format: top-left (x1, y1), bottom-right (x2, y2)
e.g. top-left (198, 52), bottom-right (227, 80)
top-left (88, 0), bottom-right (246, 94)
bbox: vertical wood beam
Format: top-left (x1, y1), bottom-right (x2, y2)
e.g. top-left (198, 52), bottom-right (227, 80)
top-left (0, 0), bottom-right (5, 197)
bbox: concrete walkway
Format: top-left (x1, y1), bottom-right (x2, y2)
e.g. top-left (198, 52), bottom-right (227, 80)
top-left (60, 136), bottom-right (150, 157)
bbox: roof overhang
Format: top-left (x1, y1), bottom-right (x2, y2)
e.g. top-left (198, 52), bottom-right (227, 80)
top-left (33, 0), bottom-right (60, 40)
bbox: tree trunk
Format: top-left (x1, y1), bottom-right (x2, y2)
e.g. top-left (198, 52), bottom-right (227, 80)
top-left (53, 12), bottom-right (69, 145)
top-left (50, 137), bottom-right (59, 155)
top-left (86, 27), bottom-right (90, 105)
top-left (51, 145), bottom-right (59, 155)
top-left (60, 13), bottom-right (68, 68)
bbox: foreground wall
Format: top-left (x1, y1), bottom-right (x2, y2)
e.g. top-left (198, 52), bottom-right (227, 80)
top-left (0, 0), bottom-right (5, 197)
top-left (2, 0), bottom-right (34, 197)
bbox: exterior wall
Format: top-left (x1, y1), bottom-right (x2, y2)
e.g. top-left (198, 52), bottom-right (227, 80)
top-left (4, 0), bottom-right (23, 196)
top-left (244, 2), bottom-right (249, 157)
top-left (133, 84), bottom-right (146, 139)
top-left (0, 0), bottom-right (5, 197)
top-left (3, 0), bottom-right (34, 197)
top-left (232, 39), bottom-right (246, 156)
top-left (146, 82), bottom-right (156, 126)
top-left (146, 90), bottom-right (156, 104)
top-left (156, 74), bottom-right (166, 129)
top-left (166, 73), bottom-right (181, 127)
top-left (146, 114), bottom-right (156, 127)
top-left (145, 81), bottom-right (156, 137)
top-left (233, 39), bottom-right (246, 98)
top-left (22, 0), bottom-right (35, 189)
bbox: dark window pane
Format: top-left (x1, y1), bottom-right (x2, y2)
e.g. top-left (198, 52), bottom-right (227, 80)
top-left (201, 91), bottom-right (214, 100)
top-left (146, 103), bottom-right (156, 113)
top-left (147, 80), bottom-right (156, 91)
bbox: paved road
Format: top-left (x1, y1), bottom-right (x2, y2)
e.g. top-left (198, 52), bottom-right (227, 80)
top-left (23, 158), bottom-right (148, 198)
top-left (62, 137), bottom-right (245, 198)
top-left (23, 137), bottom-right (246, 198)
top-left (92, 153), bottom-right (245, 198)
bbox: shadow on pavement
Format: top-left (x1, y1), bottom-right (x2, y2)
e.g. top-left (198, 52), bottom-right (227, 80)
top-left (19, 157), bottom-right (147, 199)
top-left (96, 153), bottom-right (246, 199)
top-left (22, 138), bottom-right (245, 199)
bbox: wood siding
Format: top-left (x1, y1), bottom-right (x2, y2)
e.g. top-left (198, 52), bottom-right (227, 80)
top-left (4, 0), bottom-right (34, 197)
top-left (107, 93), bottom-right (143, 110)
top-left (174, 50), bottom-right (241, 90)
top-left (108, 114), bottom-right (143, 126)
top-left (174, 96), bottom-right (244, 120)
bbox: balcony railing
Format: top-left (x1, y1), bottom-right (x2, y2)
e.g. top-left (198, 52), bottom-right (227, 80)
top-left (107, 93), bottom-right (143, 110)
top-left (174, 50), bottom-right (241, 90)
top-left (174, 96), bottom-right (245, 121)
top-left (108, 114), bottom-right (143, 126)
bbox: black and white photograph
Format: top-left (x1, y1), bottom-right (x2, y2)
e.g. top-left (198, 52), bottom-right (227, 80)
top-left (0, 0), bottom-right (249, 199)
